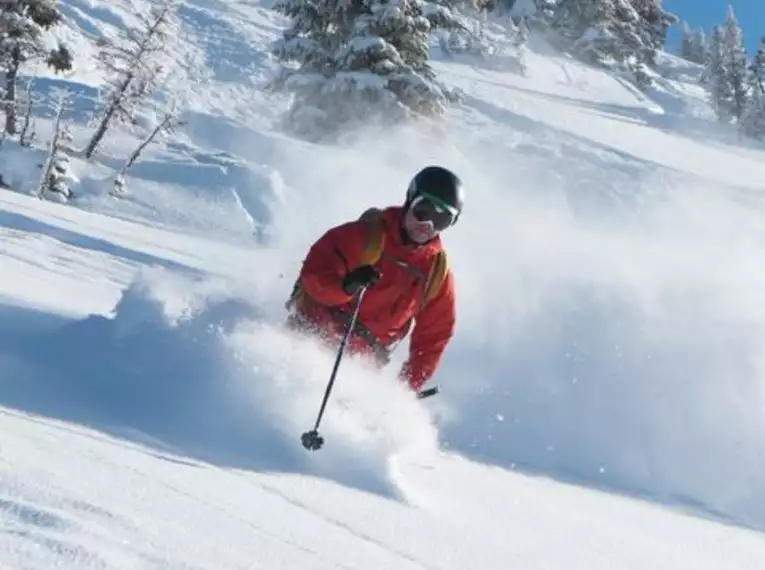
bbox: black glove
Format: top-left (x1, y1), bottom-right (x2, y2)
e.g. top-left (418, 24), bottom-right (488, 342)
top-left (342, 265), bottom-right (380, 295)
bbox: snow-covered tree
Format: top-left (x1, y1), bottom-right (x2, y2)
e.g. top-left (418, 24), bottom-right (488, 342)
top-left (37, 89), bottom-right (75, 201)
top-left (690, 28), bottom-right (707, 64)
top-left (721, 5), bottom-right (748, 120)
top-left (680, 20), bottom-right (693, 58)
top-left (739, 78), bottom-right (765, 140)
top-left (441, 5), bottom-right (493, 57)
top-left (740, 39), bottom-right (765, 139)
top-left (628, 57), bottom-right (650, 90)
top-left (749, 37), bottom-right (765, 92)
top-left (494, 0), bottom-right (554, 28)
top-left (0, 0), bottom-right (73, 135)
top-left (551, 0), bottom-right (675, 76)
top-left (83, 0), bottom-right (179, 159)
top-left (680, 20), bottom-right (707, 64)
top-left (466, 13), bottom-right (493, 55)
top-left (552, 0), bottom-right (638, 64)
top-left (438, 4), bottom-right (528, 74)
top-left (705, 25), bottom-right (733, 122)
top-left (506, 15), bottom-right (529, 74)
top-left (268, 0), bottom-right (463, 139)
top-left (630, 0), bottom-right (677, 64)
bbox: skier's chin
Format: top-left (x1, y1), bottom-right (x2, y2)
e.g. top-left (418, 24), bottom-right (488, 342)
top-left (411, 233), bottom-right (430, 244)
top-left (405, 224), bottom-right (437, 244)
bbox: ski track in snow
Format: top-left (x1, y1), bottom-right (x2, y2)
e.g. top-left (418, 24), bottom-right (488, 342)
top-left (0, 0), bottom-right (763, 567)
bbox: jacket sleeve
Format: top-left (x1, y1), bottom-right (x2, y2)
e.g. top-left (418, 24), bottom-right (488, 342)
top-left (400, 269), bottom-right (456, 391)
top-left (299, 221), bottom-right (368, 306)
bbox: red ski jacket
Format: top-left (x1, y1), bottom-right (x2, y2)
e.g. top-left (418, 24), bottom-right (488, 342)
top-left (288, 206), bottom-right (456, 391)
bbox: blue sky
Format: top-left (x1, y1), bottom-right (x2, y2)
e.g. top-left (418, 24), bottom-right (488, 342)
top-left (663, 0), bottom-right (762, 52)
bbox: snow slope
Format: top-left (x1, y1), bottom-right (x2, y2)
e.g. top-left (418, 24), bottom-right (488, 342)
top-left (1, 191), bottom-right (764, 569)
top-left (3, 406), bottom-right (765, 569)
top-left (0, 0), bottom-right (764, 566)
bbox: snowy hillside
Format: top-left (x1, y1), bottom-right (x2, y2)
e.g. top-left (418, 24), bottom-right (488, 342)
top-left (0, 0), bottom-right (765, 567)
top-left (2, 190), bottom-right (764, 569)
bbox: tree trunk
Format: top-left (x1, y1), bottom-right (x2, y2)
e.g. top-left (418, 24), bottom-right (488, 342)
top-left (19, 79), bottom-right (35, 146)
top-left (83, 105), bottom-right (116, 159)
top-left (84, 73), bottom-right (133, 159)
top-left (4, 48), bottom-right (21, 136)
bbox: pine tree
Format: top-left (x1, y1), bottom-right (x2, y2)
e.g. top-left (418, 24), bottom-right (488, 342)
top-left (268, 0), bottom-right (463, 139)
top-left (739, 78), bottom-right (765, 140)
top-left (630, 0), bottom-right (677, 65)
top-left (552, 0), bottom-right (615, 61)
top-left (721, 5), bottom-right (748, 120)
top-left (551, 0), bottom-right (639, 65)
top-left (508, 16), bottom-right (530, 74)
top-left (706, 25), bottom-right (733, 122)
top-left (551, 0), bottom-right (674, 74)
top-left (690, 28), bottom-right (707, 64)
top-left (515, 14), bottom-right (530, 45)
top-left (679, 21), bottom-right (706, 65)
top-left (740, 39), bottom-right (765, 139)
top-left (0, 0), bottom-right (73, 135)
top-left (750, 37), bottom-right (765, 92)
top-left (680, 21), bottom-right (694, 60)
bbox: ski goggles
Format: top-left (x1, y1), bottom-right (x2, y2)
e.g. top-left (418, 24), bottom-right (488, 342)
top-left (410, 193), bottom-right (458, 231)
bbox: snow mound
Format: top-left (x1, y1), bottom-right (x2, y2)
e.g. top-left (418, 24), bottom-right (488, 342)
top-left (6, 268), bottom-right (440, 498)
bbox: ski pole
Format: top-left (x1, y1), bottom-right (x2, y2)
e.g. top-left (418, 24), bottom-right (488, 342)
top-left (301, 286), bottom-right (367, 451)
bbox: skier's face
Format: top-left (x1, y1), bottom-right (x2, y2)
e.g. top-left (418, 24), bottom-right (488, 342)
top-left (403, 195), bottom-right (455, 244)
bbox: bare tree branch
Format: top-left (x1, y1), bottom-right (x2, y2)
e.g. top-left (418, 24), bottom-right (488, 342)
top-left (111, 93), bottom-right (186, 196)
top-left (83, 0), bottom-right (180, 159)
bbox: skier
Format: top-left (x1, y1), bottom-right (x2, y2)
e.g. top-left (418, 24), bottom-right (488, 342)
top-left (285, 165), bottom-right (463, 393)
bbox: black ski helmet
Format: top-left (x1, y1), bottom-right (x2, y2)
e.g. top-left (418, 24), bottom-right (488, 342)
top-left (405, 166), bottom-right (464, 226)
